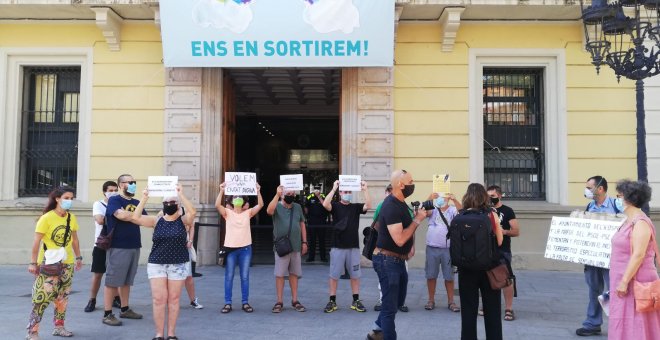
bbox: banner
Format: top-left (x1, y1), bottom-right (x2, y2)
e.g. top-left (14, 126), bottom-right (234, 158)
top-left (433, 174), bottom-right (450, 195)
top-left (160, 0), bottom-right (395, 67)
top-left (544, 216), bottom-right (623, 269)
top-left (224, 172), bottom-right (258, 196)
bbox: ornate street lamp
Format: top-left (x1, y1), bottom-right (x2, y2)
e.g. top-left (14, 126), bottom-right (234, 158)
top-left (580, 0), bottom-right (660, 213)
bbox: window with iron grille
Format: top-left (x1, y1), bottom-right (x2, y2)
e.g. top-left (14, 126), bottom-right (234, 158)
top-left (19, 67), bottom-right (81, 196)
top-left (483, 68), bottom-right (545, 200)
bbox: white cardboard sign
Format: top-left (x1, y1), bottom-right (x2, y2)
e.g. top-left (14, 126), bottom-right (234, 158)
top-left (280, 174), bottom-right (304, 191)
top-left (224, 172), bottom-right (258, 196)
top-left (147, 176), bottom-right (178, 197)
top-left (339, 175), bottom-right (362, 191)
top-left (544, 216), bottom-right (623, 269)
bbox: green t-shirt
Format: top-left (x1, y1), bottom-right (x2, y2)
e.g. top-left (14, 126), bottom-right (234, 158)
top-left (272, 202), bottom-right (305, 252)
top-left (373, 201), bottom-right (384, 222)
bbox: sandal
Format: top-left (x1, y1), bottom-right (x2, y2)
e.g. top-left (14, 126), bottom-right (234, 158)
top-left (272, 302), bottom-right (283, 313)
top-left (221, 304), bottom-right (232, 313)
top-left (166, 337), bottom-right (178, 340)
top-left (424, 301), bottom-right (435, 310)
top-left (242, 303), bottom-right (254, 313)
top-left (448, 302), bottom-right (461, 312)
top-left (291, 300), bottom-right (306, 312)
top-left (151, 338), bottom-right (164, 340)
top-left (504, 309), bottom-right (515, 321)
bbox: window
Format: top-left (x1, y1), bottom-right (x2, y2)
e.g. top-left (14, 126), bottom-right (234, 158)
top-left (19, 66), bottom-right (81, 196)
top-left (483, 68), bottom-right (545, 200)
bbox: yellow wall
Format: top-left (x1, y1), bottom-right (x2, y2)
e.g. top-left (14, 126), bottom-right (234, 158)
top-left (394, 22), bottom-right (636, 205)
top-left (0, 23), bottom-right (166, 198)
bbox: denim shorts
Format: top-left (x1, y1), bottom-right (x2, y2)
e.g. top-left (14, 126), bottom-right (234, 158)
top-left (425, 246), bottom-right (454, 281)
top-left (147, 262), bottom-right (190, 280)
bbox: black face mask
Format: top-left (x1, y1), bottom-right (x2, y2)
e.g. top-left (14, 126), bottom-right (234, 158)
top-left (163, 204), bottom-right (178, 215)
top-left (490, 197), bottom-right (500, 205)
top-left (402, 184), bottom-right (415, 198)
top-left (283, 195), bottom-right (295, 204)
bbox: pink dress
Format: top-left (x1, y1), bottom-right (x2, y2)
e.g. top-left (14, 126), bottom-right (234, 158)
top-left (608, 215), bottom-right (660, 340)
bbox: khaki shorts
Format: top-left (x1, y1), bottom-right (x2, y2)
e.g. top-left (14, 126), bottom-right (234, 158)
top-left (274, 251), bottom-right (302, 278)
top-left (105, 248), bottom-right (140, 287)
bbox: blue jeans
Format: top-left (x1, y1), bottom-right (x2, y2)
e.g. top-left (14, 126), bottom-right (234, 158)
top-left (224, 245), bottom-right (252, 305)
top-left (583, 265), bottom-right (609, 329)
top-left (373, 254), bottom-right (408, 340)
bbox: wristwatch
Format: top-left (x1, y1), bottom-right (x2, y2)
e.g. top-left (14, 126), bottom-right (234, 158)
top-left (75, 256), bottom-right (83, 261)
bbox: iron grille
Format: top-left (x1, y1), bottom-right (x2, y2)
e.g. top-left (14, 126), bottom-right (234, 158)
top-left (483, 68), bottom-right (545, 200)
top-left (19, 66), bottom-right (81, 196)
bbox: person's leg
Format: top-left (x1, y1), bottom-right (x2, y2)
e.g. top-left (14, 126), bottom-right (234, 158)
top-left (427, 279), bottom-right (437, 303)
top-left (289, 252), bottom-right (303, 303)
top-left (224, 250), bottom-right (238, 305)
top-left (289, 274), bottom-right (299, 301)
top-left (398, 261), bottom-right (408, 308)
top-left (238, 246), bottom-right (252, 305)
top-left (425, 246), bottom-right (440, 305)
top-left (166, 276), bottom-right (185, 337)
top-left (480, 272), bottom-right (503, 340)
top-left (52, 265), bottom-right (74, 331)
top-left (439, 249), bottom-right (457, 307)
top-left (350, 278), bottom-right (360, 295)
top-left (90, 273), bottom-right (103, 300)
top-left (446, 280), bottom-right (456, 305)
top-left (118, 285), bottom-right (130, 308)
top-left (275, 277), bottom-right (285, 304)
top-left (103, 286), bottom-right (119, 313)
top-left (273, 252), bottom-right (288, 305)
top-left (459, 270), bottom-right (480, 340)
top-left (149, 277), bottom-right (168, 338)
top-left (318, 226), bottom-right (327, 261)
top-left (307, 227), bottom-right (317, 261)
top-left (184, 276), bottom-right (195, 302)
top-left (582, 265), bottom-right (604, 330)
top-left (328, 248), bottom-right (342, 299)
top-left (379, 257), bottom-right (403, 339)
top-left (329, 278), bottom-right (338, 296)
top-left (27, 272), bottom-right (58, 336)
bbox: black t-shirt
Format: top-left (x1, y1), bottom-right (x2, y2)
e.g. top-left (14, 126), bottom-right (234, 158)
top-left (496, 205), bottom-right (516, 253)
top-left (330, 201), bottom-right (366, 248)
top-left (377, 195), bottom-right (414, 255)
top-left (305, 194), bottom-right (328, 225)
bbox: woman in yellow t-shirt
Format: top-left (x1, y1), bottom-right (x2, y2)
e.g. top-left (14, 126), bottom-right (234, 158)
top-left (26, 187), bottom-right (82, 340)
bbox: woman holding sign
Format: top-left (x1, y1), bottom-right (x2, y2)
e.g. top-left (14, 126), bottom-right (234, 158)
top-left (608, 180), bottom-right (660, 340)
top-left (215, 182), bottom-right (264, 313)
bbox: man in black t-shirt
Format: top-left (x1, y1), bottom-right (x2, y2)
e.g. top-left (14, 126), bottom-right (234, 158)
top-left (368, 170), bottom-right (427, 340)
top-left (487, 185), bottom-right (519, 322)
top-left (322, 179), bottom-right (371, 313)
top-left (304, 186), bottom-right (328, 262)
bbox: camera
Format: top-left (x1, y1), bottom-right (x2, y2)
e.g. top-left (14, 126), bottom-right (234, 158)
top-left (411, 200), bottom-right (434, 211)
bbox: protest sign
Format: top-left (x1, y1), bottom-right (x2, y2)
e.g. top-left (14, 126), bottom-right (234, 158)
top-left (224, 172), bottom-right (257, 196)
top-left (433, 174), bottom-right (451, 195)
top-left (280, 174), bottom-right (303, 191)
top-left (147, 176), bottom-right (178, 197)
top-left (339, 175), bottom-right (362, 191)
top-left (544, 216), bottom-right (623, 269)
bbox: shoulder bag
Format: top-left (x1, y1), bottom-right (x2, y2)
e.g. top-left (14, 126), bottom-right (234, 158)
top-left (274, 206), bottom-right (295, 257)
top-left (631, 217), bottom-right (660, 312)
top-left (362, 219), bottom-right (380, 260)
top-left (39, 213), bottom-right (71, 276)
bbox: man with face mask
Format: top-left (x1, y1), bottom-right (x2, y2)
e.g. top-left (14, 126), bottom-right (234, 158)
top-left (305, 185), bottom-right (329, 262)
top-left (102, 174), bottom-right (147, 326)
top-left (576, 175), bottom-right (619, 336)
top-left (368, 170), bottom-right (427, 340)
top-left (321, 179), bottom-right (372, 313)
top-left (266, 185), bottom-right (308, 313)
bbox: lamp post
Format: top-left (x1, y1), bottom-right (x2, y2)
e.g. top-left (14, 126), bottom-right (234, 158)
top-left (580, 0), bottom-right (660, 214)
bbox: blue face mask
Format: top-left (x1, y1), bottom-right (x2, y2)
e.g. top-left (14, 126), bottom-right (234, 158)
top-left (615, 198), bottom-right (624, 212)
top-left (60, 199), bottom-right (73, 210)
top-left (434, 197), bottom-right (445, 207)
top-left (126, 183), bottom-right (137, 195)
top-left (341, 194), bottom-right (352, 202)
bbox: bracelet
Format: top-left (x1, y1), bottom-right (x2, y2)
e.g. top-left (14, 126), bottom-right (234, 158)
top-left (75, 256), bottom-right (83, 261)
top-left (29, 262), bottom-right (37, 266)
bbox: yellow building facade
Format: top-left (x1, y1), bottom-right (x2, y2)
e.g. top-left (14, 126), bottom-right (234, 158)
top-left (0, 0), bottom-right (657, 269)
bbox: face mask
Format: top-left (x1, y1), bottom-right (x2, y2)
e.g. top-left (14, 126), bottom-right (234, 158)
top-left (283, 195), bottom-right (295, 204)
top-left (60, 199), bottom-right (73, 210)
top-left (163, 203), bottom-right (178, 215)
top-left (126, 183), bottom-right (137, 196)
top-left (584, 188), bottom-right (594, 200)
top-left (341, 194), bottom-right (352, 202)
top-left (434, 197), bottom-right (445, 207)
top-left (232, 198), bottom-right (244, 207)
top-left (615, 198), bottom-right (625, 212)
top-left (105, 192), bottom-right (118, 199)
top-left (490, 197), bottom-right (500, 205)
top-left (402, 184), bottom-right (415, 198)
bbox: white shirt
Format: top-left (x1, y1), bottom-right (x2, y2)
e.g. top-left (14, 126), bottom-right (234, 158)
top-left (425, 205), bottom-right (458, 248)
top-left (92, 200), bottom-right (107, 247)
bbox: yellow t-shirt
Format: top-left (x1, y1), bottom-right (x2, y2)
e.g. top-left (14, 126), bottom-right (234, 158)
top-left (35, 211), bottom-right (79, 264)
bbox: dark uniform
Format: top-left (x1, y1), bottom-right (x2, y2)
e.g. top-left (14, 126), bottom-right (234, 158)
top-left (305, 191), bottom-right (328, 262)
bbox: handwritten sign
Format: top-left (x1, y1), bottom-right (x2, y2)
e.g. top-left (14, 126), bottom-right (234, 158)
top-left (433, 174), bottom-right (451, 195)
top-left (544, 216), bottom-right (623, 269)
top-left (147, 176), bottom-right (178, 197)
top-left (280, 174), bottom-right (303, 191)
top-left (225, 172), bottom-right (257, 196)
top-left (339, 175), bottom-right (362, 191)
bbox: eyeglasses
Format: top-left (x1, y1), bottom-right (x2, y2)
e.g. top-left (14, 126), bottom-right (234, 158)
top-left (121, 181), bottom-right (136, 185)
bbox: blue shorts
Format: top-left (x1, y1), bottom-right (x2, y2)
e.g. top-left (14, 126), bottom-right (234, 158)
top-left (425, 246), bottom-right (454, 281)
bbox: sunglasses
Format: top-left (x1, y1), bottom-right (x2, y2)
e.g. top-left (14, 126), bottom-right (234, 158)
top-left (121, 181), bottom-right (137, 185)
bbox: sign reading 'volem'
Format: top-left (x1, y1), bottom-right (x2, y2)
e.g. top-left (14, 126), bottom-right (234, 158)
top-left (159, 0), bottom-right (394, 67)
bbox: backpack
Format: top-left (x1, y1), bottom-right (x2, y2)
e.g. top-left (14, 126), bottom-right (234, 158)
top-left (448, 209), bottom-right (499, 271)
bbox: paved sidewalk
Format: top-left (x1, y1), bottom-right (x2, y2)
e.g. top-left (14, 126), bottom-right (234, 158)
top-left (1, 264), bottom-right (603, 339)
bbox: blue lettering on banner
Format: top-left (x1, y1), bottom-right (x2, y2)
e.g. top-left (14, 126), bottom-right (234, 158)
top-left (191, 40), bottom-right (369, 58)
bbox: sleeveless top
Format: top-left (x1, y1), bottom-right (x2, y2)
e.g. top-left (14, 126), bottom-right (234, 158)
top-left (148, 216), bottom-right (189, 264)
top-left (223, 209), bottom-right (252, 248)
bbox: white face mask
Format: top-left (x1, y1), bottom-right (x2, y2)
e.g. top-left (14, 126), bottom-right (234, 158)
top-left (105, 192), bottom-right (119, 199)
top-left (584, 188), bottom-right (595, 200)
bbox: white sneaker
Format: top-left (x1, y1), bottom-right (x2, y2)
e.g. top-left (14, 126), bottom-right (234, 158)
top-left (598, 291), bottom-right (610, 316)
top-left (190, 297), bottom-right (204, 309)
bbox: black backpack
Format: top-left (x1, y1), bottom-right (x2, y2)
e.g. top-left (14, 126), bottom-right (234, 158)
top-left (448, 209), bottom-right (499, 271)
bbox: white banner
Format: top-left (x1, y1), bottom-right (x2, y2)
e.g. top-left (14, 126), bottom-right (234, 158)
top-left (160, 0), bottom-right (395, 67)
top-left (544, 216), bottom-right (623, 269)
top-left (280, 174), bottom-right (304, 191)
top-left (224, 172), bottom-right (257, 196)
top-left (339, 175), bottom-right (361, 191)
top-left (147, 176), bottom-right (178, 197)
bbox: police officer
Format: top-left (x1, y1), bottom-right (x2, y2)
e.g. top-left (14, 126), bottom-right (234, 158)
top-left (304, 186), bottom-right (328, 262)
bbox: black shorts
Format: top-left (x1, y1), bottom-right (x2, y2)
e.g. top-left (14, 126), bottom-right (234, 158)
top-left (91, 246), bottom-right (107, 273)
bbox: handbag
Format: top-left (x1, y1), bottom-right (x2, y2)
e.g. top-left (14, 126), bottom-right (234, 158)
top-left (631, 220), bottom-right (660, 312)
top-left (362, 219), bottom-right (380, 260)
top-left (274, 207), bottom-right (295, 257)
top-left (486, 263), bottom-right (513, 290)
top-left (95, 224), bottom-right (114, 251)
top-left (39, 213), bottom-right (71, 277)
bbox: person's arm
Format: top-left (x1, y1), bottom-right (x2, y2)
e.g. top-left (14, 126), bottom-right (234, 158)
top-left (300, 218), bottom-right (308, 255)
top-left (616, 220), bottom-right (653, 297)
top-left (72, 231), bottom-right (82, 271)
top-left (177, 184), bottom-right (196, 226)
top-left (215, 182), bottom-right (228, 218)
top-left (492, 211), bottom-right (503, 246)
top-left (387, 208), bottom-right (427, 247)
top-left (27, 232), bottom-right (45, 275)
top-left (323, 180), bottom-right (339, 212)
top-left (426, 192), bottom-right (439, 217)
top-left (361, 181), bottom-right (372, 211)
top-left (131, 189), bottom-right (158, 228)
top-left (448, 193), bottom-right (462, 210)
top-left (113, 208), bottom-right (133, 222)
top-left (250, 183), bottom-right (264, 218)
top-left (506, 218), bottom-right (520, 237)
top-left (266, 185), bottom-right (283, 216)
